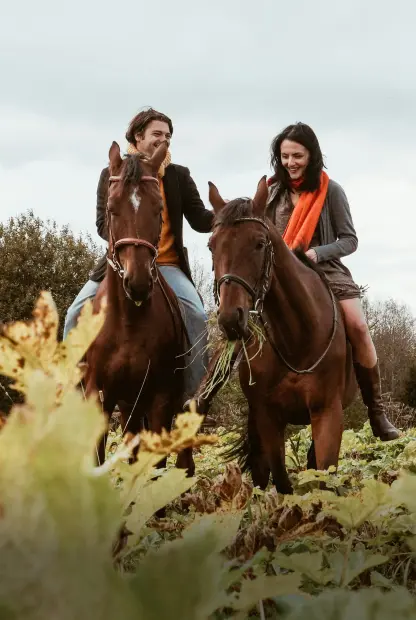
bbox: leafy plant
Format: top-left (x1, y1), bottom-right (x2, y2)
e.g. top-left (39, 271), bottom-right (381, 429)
top-left (0, 293), bottom-right (304, 619)
top-left (3, 293), bottom-right (416, 618)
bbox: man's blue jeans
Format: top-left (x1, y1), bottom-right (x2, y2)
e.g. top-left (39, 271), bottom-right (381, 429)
top-left (63, 266), bottom-right (208, 400)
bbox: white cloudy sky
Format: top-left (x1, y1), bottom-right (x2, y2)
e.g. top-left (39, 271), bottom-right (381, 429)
top-left (1, 0), bottom-right (415, 311)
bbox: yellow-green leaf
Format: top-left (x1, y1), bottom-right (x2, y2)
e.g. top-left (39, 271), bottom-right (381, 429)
top-left (228, 573), bottom-right (302, 612)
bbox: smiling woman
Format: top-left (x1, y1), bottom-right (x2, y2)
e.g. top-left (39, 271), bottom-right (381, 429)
top-left (280, 141), bottom-right (310, 181)
top-left (266, 122), bottom-right (399, 442)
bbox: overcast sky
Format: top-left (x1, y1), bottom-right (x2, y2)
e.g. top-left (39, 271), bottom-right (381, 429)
top-left (1, 0), bottom-right (415, 313)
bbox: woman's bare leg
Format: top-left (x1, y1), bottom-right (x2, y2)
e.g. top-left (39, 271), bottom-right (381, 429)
top-left (340, 298), bottom-right (399, 441)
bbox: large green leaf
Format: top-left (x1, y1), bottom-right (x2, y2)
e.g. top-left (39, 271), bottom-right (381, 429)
top-left (285, 588), bottom-right (416, 619)
top-left (0, 374), bottom-right (135, 620)
top-left (273, 551), bottom-right (330, 585)
top-left (227, 573), bottom-right (302, 612)
top-left (181, 510), bottom-right (243, 553)
top-left (123, 468), bottom-right (198, 549)
top-left (323, 479), bottom-right (392, 529)
top-left (325, 548), bottom-right (390, 587)
top-left (129, 515), bottom-right (235, 620)
top-left (391, 472), bottom-right (416, 513)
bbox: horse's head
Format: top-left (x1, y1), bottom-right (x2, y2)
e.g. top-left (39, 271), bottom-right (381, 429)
top-left (106, 140), bottom-right (168, 303)
top-left (208, 176), bottom-right (273, 340)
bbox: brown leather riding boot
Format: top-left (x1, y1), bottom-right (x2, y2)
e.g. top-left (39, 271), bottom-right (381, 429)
top-left (353, 361), bottom-right (400, 441)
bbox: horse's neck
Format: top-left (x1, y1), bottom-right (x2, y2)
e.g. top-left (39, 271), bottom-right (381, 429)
top-left (263, 232), bottom-right (330, 356)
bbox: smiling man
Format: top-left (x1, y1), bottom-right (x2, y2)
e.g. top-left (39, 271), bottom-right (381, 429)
top-left (63, 107), bottom-right (214, 402)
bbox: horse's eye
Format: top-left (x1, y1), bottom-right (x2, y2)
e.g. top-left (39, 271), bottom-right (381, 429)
top-left (255, 241), bottom-right (265, 250)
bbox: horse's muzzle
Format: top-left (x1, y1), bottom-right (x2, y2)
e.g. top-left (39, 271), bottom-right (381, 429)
top-left (218, 306), bottom-right (249, 341)
top-left (123, 271), bottom-right (153, 303)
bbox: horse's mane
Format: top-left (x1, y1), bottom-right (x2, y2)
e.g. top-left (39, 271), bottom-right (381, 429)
top-left (213, 198), bottom-right (328, 283)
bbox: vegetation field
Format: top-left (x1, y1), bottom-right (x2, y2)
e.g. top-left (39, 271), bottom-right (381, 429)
top-left (2, 293), bottom-right (416, 619)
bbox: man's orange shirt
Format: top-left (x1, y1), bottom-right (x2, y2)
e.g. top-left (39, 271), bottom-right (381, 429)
top-left (157, 178), bottom-right (180, 266)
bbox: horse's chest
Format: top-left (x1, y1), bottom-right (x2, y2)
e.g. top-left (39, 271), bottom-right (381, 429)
top-left (242, 360), bottom-right (318, 421)
top-left (104, 334), bottom-right (175, 382)
top-left (273, 374), bottom-right (310, 407)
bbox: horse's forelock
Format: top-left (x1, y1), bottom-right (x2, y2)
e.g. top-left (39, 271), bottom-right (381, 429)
top-left (213, 198), bottom-right (254, 227)
top-left (121, 154), bottom-right (145, 186)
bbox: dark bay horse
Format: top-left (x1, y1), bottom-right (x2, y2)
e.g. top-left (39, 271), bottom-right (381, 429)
top-left (205, 177), bottom-right (356, 494)
top-left (84, 141), bottom-right (194, 475)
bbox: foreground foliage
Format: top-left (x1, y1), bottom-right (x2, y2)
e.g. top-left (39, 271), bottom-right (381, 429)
top-left (1, 293), bottom-right (416, 618)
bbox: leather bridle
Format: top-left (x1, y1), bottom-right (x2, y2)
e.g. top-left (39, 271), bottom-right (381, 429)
top-left (106, 173), bottom-right (161, 284)
top-left (213, 217), bottom-right (274, 314)
top-left (211, 215), bottom-right (338, 374)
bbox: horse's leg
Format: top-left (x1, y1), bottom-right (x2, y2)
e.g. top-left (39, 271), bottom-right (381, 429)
top-left (84, 374), bottom-right (114, 466)
top-left (109, 400), bottom-right (148, 558)
top-left (175, 387), bottom-right (196, 477)
top-left (176, 447), bottom-right (195, 478)
top-left (306, 441), bottom-right (317, 469)
top-left (310, 400), bottom-right (343, 472)
top-left (97, 395), bottom-right (116, 465)
top-left (146, 389), bottom-right (182, 518)
top-left (118, 402), bottom-right (144, 463)
top-left (253, 406), bottom-right (292, 494)
top-left (246, 405), bottom-right (270, 490)
top-left (268, 431), bottom-right (292, 495)
top-left (146, 390), bottom-right (177, 472)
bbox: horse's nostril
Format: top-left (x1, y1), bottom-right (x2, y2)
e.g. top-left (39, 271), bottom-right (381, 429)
top-left (237, 307), bottom-right (244, 325)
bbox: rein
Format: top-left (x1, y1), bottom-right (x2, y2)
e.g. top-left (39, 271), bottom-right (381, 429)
top-left (106, 173), bottom-right (160, 283)
top-left (212, 216), bottom-right (338, 375)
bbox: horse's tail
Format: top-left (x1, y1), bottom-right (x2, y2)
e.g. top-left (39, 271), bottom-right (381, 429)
top-left (221, 410), bottom-right (258, 476)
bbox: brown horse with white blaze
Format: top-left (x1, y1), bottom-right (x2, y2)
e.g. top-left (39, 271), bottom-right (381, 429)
top-left (207, 176), bottom-right (356, 494)
top-left (84, 141), bottom-right (194, 475)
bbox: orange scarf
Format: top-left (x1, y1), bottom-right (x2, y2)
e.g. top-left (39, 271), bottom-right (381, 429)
top-left (283, 171), bottom-right (329, 251)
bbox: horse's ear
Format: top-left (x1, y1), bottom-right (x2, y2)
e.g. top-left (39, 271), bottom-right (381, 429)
top-left (148, 141), bottom-right (168, 175)
top-left (252, 175), bottom-right (269, 216)
top-left (109, 141), bottom-right (122, 173)
top-left (208, 181), bottom-right (226, 213)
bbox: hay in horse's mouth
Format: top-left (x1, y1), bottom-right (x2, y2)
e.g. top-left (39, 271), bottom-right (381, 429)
top-left (241, 316), bottom-right (267, 386)
top-left (198, 339), bottom-right (237, 401)
top-left (199, 316), bottom-right (266, 399)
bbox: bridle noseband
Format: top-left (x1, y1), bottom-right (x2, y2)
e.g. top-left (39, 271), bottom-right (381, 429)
top-left (212, 215), bottom-right (338, 375)
top-left (106, 174), bottom-right (161, 283)
top-left (213, 217), bottom-right (274, 314)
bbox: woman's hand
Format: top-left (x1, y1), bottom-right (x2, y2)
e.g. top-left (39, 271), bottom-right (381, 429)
top-left (305, 249), bottom-right (318, 263)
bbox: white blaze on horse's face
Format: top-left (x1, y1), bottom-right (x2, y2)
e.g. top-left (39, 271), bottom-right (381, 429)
top-left (130, 188), bottom-right (141, 212)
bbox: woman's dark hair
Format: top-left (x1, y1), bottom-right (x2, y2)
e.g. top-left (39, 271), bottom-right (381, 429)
top-left (125, 107), bottom-right (174, 144)
top-left (270, 122), bottom-right (325, 192)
